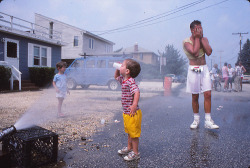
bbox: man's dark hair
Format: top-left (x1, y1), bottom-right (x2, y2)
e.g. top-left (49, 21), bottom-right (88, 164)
top-left (224, 62), bottom-right (228, 66)
top-left (56, 61), bottom-right (67, 69)
top-left (126, 59), bottom-right (141, 78)
top-left (190, 20), bottom-right (201, 29)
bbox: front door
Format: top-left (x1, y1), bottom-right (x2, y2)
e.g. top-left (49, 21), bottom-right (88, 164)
top-left (4, 38), bottom-right (19, 70)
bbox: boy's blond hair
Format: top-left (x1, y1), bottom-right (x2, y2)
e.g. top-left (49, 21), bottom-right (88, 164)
top-left (126, 59), bottom-right (141, 78)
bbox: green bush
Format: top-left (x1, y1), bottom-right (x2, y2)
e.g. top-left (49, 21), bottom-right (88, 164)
top-left (29, 67), bottom-right (55, 87)
top-left (0, 66), bottom-right (11, 90)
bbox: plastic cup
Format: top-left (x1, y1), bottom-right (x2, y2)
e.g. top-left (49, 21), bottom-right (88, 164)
top-left (113, 62), bottom-right (122, 70)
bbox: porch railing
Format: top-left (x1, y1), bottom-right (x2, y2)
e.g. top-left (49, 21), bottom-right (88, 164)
top-left (0, 61), bottom-right (22, 91)
top-left (0, 11), bottom-right (62, 42)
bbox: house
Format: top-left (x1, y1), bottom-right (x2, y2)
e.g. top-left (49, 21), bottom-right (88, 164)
top-left (34, 13), bottom-right (115, 65)
top-left (116, 43), bottom-right (159, 65)
top-left (0, 12), bottom-right (63, 90)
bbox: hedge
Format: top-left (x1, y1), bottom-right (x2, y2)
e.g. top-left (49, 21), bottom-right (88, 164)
top-left (0, 65), bottom-right (11, 90)
top-left (29, 67), bottom-right (55, 87)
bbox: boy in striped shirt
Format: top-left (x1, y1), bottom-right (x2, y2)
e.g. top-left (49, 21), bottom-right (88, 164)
top-left (115, 59), bottom-right (141, 161)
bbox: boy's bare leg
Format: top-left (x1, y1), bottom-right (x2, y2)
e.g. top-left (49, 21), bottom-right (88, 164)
top-left (204, 91), bottom-right (211, 113)
top-left (58, 98), bottom-right (64, 115)
top-left (127, 135), bottom-right (132, 150)
top-left (192, 94), bottom-right (199, 113)
top-left (131, 137), bottom-right (139, 155)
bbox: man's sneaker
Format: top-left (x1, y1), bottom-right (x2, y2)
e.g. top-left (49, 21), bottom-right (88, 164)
top-left (205, 119), bottom-right (219, 129)
top-left (190, 120), bottom-right (199, 129)
top-left (124, 151), bottom-right (140, 161)
top-left (118, 147), bottom-right (132, 155)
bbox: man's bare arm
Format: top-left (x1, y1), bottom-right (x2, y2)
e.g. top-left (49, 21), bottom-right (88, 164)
top-left (201, 37), bottom-right (212, 56)
top-left (184, 37), bottom-right (201, 57)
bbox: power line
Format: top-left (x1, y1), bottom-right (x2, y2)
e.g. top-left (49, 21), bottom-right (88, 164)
top-left (95, 0), bottom-right (229, 35)
top-left (96, 0), bottom-right (206, 35)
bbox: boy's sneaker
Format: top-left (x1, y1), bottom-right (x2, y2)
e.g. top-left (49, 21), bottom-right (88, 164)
top-left (205, 119), bottom-right (219, 129)
top-left (124, 151), bottom-right (140, 161)
top-left (118, 147), bottom-right (132, 155)
top-left (190, 120), bottom-right (199, 129)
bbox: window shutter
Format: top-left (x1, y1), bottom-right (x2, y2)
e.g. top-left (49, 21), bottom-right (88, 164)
top-left (28, 43), bottom-right (33, 67)
top-left (47, 47), bottom-right (52, 67)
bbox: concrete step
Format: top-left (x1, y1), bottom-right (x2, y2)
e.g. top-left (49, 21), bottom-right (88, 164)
top-left (13, 80), bottom-right (40, 91)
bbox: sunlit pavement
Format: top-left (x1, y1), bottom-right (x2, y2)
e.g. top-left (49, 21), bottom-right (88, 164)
top-left (60, 82), bottom-right (250, 168)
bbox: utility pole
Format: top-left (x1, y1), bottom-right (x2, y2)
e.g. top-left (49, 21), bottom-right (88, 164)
top-left (217, 51), bottom-right (224, 70)
top-left (232, 32), bottom-right (249, 61)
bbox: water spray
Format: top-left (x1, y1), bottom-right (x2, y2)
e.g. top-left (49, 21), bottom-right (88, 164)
top-left (0, 125), bottom-right (16, 141)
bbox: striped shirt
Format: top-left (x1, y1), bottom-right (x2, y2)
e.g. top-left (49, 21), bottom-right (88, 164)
top-left (117, 76), bottom-right (139, 114)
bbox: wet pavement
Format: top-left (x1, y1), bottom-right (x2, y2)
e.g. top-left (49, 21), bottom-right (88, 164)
top-left (59, 84), bottom-right (250, 168)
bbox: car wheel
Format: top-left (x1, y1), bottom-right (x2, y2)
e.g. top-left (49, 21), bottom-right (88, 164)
top-left (108, 80), bottom-right (120, 91)
top-left (67, 78), bottom-right (77, 90)
top-left (81, 85), bottom-right (90, 89)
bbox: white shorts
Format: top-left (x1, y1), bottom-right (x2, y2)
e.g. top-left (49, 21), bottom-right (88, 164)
top-left (56, 91), bottom-right (66, 98)
top-left (186, 65), bottom-right (211, 94)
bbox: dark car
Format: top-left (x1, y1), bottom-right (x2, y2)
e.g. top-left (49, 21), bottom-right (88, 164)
top-left (176, 75), bottom-right (186, 83)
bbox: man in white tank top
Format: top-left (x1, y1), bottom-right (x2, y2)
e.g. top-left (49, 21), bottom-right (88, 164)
top-left (183, 20), bottom-right (219, 129)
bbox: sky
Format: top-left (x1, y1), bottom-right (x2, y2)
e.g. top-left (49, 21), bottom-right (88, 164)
top-left (0, 0), bottom-right (249, 69)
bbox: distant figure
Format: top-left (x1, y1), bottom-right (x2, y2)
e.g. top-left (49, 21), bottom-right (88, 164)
top-left (52, 61), bottom-right (70, 117)
top-left (239, 61), bottom-right (246, 91)
top-left (222, 62), bottom-right (229, 92)
top-left (234, 63), bottom-right (242, 92)
top-left (228, 64), bottom-right (234, 92)
top-left (183, 20), bottom-right (219, 129)
top-left (114, 59), bottom-right (141, 161)
top-left (210, 64), bottom-right (219, 89)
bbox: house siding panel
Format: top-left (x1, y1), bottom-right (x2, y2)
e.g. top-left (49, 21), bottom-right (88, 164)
top-left (0, 32), bottom-right (61, 80)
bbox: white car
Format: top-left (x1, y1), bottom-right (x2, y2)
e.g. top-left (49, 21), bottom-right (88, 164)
top-left (242, 75), bottom-right (250, 83)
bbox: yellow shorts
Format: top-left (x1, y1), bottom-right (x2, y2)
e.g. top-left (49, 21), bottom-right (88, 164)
top-left (123, 109), bottom-right (142, 138)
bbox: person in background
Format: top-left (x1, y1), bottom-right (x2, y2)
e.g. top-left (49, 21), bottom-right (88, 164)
top-left (53, 61), bottom-right (70, 117)
top-left (234, 63), bottom-right (241, 92)
top-left (183, 20), bottom-right (219, 129)
top-left (228, 64), bottom-right (234, 92)
top-left (239, 61), bottom-right (246, 91)
top-left (210, 64), bottom-right (219, 89)
top-left (222, 62), bottom-right (229, 92)
top-left (115, 59), bottom-right (142, 161)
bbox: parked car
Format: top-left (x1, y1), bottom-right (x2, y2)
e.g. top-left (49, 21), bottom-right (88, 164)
top-left (176, 75), bottom-right (186, 83)
top-left (242, 74), bottom-right (250, 83)
top-left (65, 55), bottom-right (141, 90)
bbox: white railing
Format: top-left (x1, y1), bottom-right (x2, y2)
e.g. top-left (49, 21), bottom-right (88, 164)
top-left (0, 61), bottom-right (22, 91)
top-left (0, 12), bottom-right (62, 42)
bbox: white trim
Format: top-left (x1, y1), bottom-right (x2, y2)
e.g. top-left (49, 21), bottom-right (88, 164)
top-left (4, 38), bottom-right (19, 70)
top-left (28, 43), bottom-right (52, 67)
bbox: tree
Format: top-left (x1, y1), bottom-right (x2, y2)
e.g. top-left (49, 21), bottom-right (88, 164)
top-left (161, 44), bottom-right (188, 76)
top-left (237, 39), bottom-right (250, 73)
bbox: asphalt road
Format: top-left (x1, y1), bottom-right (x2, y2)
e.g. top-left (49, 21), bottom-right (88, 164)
top-left (60, 83), bottom-right (250, 168)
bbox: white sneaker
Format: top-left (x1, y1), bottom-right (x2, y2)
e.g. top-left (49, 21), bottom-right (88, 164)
top-left (124, 151), bottom-right (140, 161)
top-left (205, 119), bottom-right (219, 129)
top-left (190, 120), bottom-right (199, 129)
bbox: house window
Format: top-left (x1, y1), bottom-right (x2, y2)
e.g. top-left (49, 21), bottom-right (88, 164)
top-left (89, 38), bottom-right (94, 49)
top-left (74, 36), bottom-right (79, 46)
top-left (105, 44), bottom-right (111, 53)
top-left (7, 42), bottom-right (17, 58)
top-left (34, 46), bottom-right (40, 66)
top-left (41, 48), bottom-right (47, 66)
top-left (140, 53), bottom-right (143, 60)
top-left (49, 22), bottom-right (53, 39)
